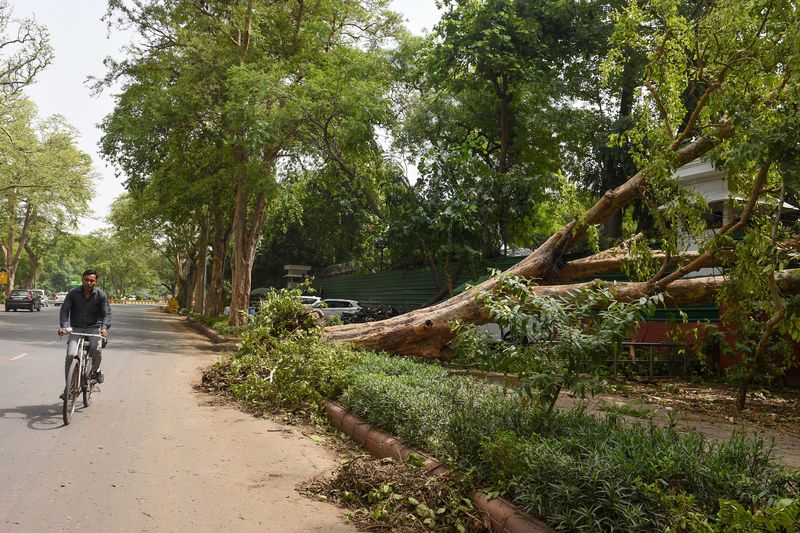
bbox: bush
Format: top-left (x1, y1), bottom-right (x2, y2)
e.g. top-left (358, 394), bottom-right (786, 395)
top-left (452, 275), bottom-right (662, 412)
top-left (202, 287), bottom-right (364, 413)
top-left (337, 353), bottom-right (799, 531)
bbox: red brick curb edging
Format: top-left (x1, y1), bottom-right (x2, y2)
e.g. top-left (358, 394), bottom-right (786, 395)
top-left (323, 400), bottom-right (554, 533)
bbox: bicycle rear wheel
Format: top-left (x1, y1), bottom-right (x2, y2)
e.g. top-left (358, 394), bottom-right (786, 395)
top-left (63, 358), bottom-right (80, 425)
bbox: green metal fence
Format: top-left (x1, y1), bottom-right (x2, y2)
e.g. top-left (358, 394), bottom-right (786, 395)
top-left (312, 256), bottom-right (720, 321)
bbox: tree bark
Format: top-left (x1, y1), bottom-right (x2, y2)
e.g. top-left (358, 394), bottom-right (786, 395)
top-left (23, 243), bottom-right (39, 288)
top-left (555, 248), bottom-right (703, 283)
top-left (178, 258), bottom-right (196, 310)
top-left (208, 209), bottom-right (231, 316)
top-left (191, 216), bottom-right (209, 314)
top-left (422, 260), bottom-right (464, 307)
top-left (228, 145), bottom-right (270, 325)
top-left (2, 195), bottom-right (36, 294)
top-left (325, 129), bottom-right (733, 357)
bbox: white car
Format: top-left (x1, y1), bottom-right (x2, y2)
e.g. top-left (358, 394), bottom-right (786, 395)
top-left (32, 290), bottom-right (49, 307)
top-left (54, 292), bottom-right (68, 306)
top-left (301, 296), bottom-right (322, 308)
top-left (320, 298), bottom-right (362, 319)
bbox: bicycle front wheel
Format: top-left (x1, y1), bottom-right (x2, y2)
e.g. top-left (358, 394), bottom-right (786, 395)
top-left (82, 360), bottom-right (94, 408)
top-left (63, 358), bottom-right (80, 425)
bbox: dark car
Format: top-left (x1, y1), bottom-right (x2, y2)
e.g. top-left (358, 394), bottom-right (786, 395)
top-left (5, 289), bottom-right (42, 312)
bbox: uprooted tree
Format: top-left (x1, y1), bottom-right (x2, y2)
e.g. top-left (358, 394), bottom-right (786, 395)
top-left (326, 0), bottom-right (800, 409)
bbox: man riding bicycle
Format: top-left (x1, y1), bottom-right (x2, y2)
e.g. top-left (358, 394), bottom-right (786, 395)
top-left (58, 269), bottom-right (111, 395)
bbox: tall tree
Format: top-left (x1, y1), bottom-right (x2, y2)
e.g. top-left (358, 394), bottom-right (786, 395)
top-left (329, 0), bottom-right (800, 400)
top-left (0, 102), bottom-right (92, 293)
top-left (0, 0), bottom-right (52, 107)
top-left (102, 0), bottom-right (401, 322)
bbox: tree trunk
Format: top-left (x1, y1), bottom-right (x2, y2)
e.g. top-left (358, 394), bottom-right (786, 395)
top-left (325, 129), bottom-right (733, 357)
top-left (422, 260), bottom-right (464, 307)
top-left (327, 269), bottom-right (800, 358)
top-left (24, 244), bottom-right (39, 288)
top-left (6, 203), bottom-right (35, 293)
top-left (191, 216), bottom-right (210, 314)
top-left (173, 252), bottom-right (184, 305)
top-left (228, 145), bottom-right (270, 326)
top-left (178, 258), bottom-right (197, 310)
top-left (208, 210), bottom-right (231, 316)
top-left (601, 53), bottom-right (639, 245)
top-left (555, 248), bottom-right (703, 283)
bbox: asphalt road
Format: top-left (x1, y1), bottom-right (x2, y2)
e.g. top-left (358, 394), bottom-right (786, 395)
top-left (0, 304), bottom-right (356, 533)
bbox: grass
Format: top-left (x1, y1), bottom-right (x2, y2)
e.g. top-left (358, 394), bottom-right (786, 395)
top-left (596, 399), bottom-right (654, 419)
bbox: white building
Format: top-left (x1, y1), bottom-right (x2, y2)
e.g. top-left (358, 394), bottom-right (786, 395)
top-left (671, 158), bottom-right (796, 277)
top-left (284, 265), bottom-right (311, 288)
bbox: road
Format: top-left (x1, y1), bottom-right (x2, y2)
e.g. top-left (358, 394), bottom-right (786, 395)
top-left (0, 304), bottom-right (356, 532)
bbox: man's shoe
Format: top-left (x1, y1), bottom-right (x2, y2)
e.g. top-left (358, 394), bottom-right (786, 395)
top-left (95, 370), bottom-right (104, 384)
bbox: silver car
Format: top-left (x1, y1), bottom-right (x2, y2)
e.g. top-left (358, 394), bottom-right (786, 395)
top-left (320, 298), bottom-right (362, 319)
top-left (301, 296), bottom-right (322, 308)
top-left (32, 290), bottom-right (49, 307)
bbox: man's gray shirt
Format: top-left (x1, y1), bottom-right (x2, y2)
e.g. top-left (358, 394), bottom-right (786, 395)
top-left (59, 286), bottom-right (111, 330)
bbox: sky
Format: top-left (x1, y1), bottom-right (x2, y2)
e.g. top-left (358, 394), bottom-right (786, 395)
top-left (13, 0), bottom-right (442, 234)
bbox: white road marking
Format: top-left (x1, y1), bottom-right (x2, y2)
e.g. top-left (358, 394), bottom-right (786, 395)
top-left (46, 340), bottom-right (59, 345)
top-left (10, 353), bottom-right (27, 361)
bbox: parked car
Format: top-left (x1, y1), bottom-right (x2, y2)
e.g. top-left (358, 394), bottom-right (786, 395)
top-left (301, 296), bottom-right (322, 308)
top-left (5, 289), bottom-right (42, 312)
top-left (54, 292), bottom-right (68, 306)
top-left (32, 289), bottom-right (49, 307)
top-left (320, 298), bottom-right (362, 320)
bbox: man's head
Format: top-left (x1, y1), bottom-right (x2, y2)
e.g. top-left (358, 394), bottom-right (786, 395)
top-left (82, 269), bottom-right (98, 291)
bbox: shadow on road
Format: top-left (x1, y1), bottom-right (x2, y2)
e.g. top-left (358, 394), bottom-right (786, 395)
top-left (0, 403), bottom-right (64, 430)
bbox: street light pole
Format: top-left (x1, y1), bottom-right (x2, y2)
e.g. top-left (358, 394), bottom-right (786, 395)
top-left (374, 237), bottom-right (385, 272)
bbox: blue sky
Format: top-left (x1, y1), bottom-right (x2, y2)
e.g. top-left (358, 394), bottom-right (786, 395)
top-left (13, 1), bottom-right (441, 233)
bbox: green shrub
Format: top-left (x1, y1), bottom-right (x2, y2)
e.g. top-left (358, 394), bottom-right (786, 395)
top-left (341, 354), bottom-right (464, 454)
top-left (337, 353), bottom-right (799, 531)
top-left (716, 496), bottom-right (800, 532)
top-left (203, 287), bottom-right (365, 413)
top-left (452, 275), bottom-right (662, 413)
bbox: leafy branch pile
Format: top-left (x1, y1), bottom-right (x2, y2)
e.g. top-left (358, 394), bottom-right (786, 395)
top-left (301, 456), bottom-right (486, 533)
top-left (453, 275), bottom-right (661, 412)
top-left (202, 288), bottom-right (363, 414)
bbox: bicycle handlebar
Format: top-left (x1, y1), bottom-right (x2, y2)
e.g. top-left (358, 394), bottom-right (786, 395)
top-left (62, 328), bottom-right (107, 338)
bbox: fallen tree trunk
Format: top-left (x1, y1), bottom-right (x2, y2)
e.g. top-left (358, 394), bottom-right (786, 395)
top-left (555, 249), bottom-right (703, 283)
top-left (325, 131), bottom-right (730, 357)
top-left (326, 269), bottom-right (800, 358)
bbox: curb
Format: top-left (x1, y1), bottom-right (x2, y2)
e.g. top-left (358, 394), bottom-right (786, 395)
top-left (323, 400), bottom-right (554, 533)
top-left (184, 316), bottom-right (240, 346)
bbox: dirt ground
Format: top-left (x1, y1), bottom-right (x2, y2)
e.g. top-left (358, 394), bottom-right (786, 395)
top-left (554, 380), bottom-right (800, 468)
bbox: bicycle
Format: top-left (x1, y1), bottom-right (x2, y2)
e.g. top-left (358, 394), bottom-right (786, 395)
top-left (62, 328), bottom-right (105, 425)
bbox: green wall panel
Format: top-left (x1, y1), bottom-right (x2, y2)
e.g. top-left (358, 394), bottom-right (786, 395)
top-left (312, 257), bottom-right (720, 321)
